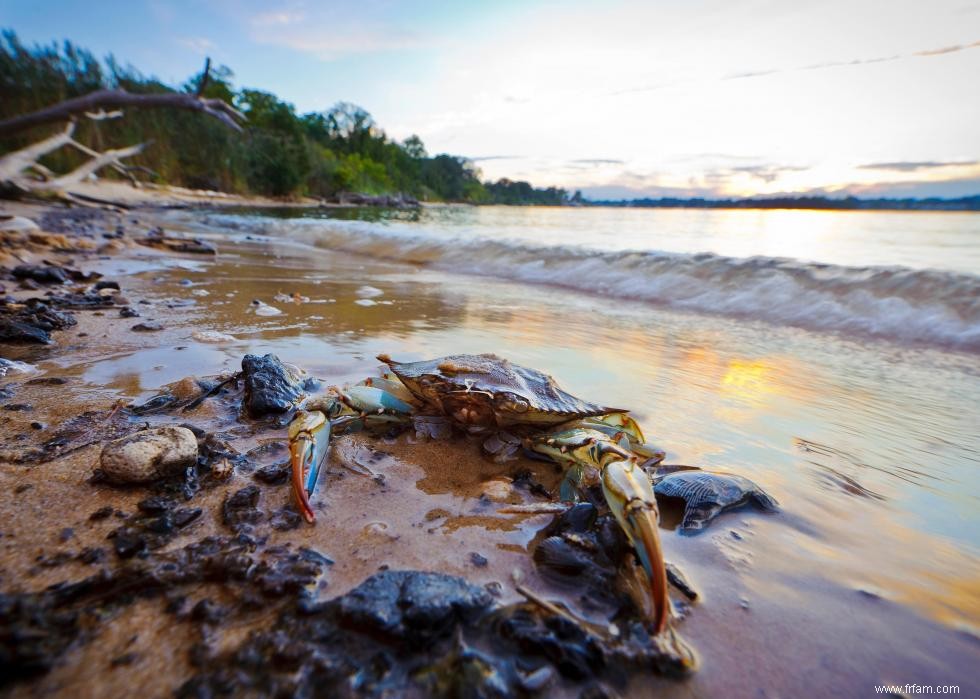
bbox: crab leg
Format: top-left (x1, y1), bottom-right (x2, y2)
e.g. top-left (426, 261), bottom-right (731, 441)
top-left (287, 386), bottom-right (415, 523)
top-left (527, 427), bottom-right (670, 634)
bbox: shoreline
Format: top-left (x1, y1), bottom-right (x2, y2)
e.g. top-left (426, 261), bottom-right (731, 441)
top-left (1, 196), bottom-right (978, 697)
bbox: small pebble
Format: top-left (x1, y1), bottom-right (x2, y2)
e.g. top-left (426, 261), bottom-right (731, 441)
top-left (89, 506), bottom-right (114, 520)
top-left (470, 552), bottom-right (489, 567)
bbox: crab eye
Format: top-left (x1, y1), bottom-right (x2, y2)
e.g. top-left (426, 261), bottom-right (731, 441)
top-left (498, 394), bottom-right (529, 413)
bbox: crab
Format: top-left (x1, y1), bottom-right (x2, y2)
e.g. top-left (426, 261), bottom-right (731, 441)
top-left (287, 353), bottom-right (672, 634)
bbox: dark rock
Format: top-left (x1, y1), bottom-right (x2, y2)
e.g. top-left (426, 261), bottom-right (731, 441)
top-left (223, 485), bottom-right (264, 531)
top-left (0, 319), bottom-right (51, 344)
top-left (94, 280), bottom-right (120, 291)
top-left (497, 607), bottom-right (605, 681)
top-left (109, 527), bottom-right (147, 559)
top-left (338, 570), bottom-right (493, 642)
top-left (131, 321), bottom-right (163, 332)
top-left (190, 599), bottom-right (226, 624)
top-left (3, 403), bottom-right (32, 411)
top-left (12, 264), bottom-right (68, 285)
top-left (89, 506), bottom-right (114, 521)
top-left (241, 353), bottom-right (308, 416)
top-left (136, 496), bottom-right (175, 515)
top-left (254, 462), bottom-right (290, 485)
top-left (470, 552), bottom-right (489, 567)
top-left (173, 508), bottom-right (203, 528)
top-left (135, 234), bottom-right (216, 255)
top-left (0, 299), bottom-right (77, 344)
top-left (119, 306), bottom-right (140, 318)
top-left (143, 513), bottom-right (175, 535)
top-left (269, 506), bottom-right (302, 531)
top-left (25, 377), bottom-right (68, 385)
top-left (110, 652), bottom-right (138, 667)
top-left (77, 547), bottom-right (106, 565)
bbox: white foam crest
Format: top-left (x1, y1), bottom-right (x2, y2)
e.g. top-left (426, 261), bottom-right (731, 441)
top-left (221, 216), bottom-right (980, 352)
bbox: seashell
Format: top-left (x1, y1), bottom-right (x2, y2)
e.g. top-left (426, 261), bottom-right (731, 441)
top-left (653, 470), bottom-right (778, 531)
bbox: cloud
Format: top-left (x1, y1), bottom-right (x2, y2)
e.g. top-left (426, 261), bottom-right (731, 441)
top-left (858, 160), bottom-right (979, 172)
top-left (468, 155), bottom-right (522, 162)
top-left (250, 11), bottom-right (305, 26)
top-left (177, 37), bottom-right (216, 55)
top-left (730, 164), bottom-right (809, 183)
top-left (570, 158), bottom-right (624, 165)
top-left (810, 176), bottom-right (980, 199)
top-left (723, 69), bottom-right (780, 80)
top-left (722, 38), bottom-right (980, 83)
top-left (914, 40), bottom-right (980, 57)
top-left (247, 8), bottom-right (430, 60)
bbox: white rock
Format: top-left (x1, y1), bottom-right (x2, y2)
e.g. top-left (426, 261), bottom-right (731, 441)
top-left (354, 299), bottom-right (377, 307)
top-left (0, 215), bottom-right (40, 232)
top-left (355, 285), bottom-right (384, 298)
top-left (192, 330), bottom-right (237, 343)
top-left (100, 426), bottom-right (198, 483)
top-left (0, 359), bottom-right (38, 377)
top-left (250, 300), bottom-right (283, 316)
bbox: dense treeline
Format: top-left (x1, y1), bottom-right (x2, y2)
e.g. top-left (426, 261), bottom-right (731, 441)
top-left (0, 31), bottom-right (569, 205)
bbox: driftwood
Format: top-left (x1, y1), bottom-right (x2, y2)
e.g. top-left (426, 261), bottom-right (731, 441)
top-left (0, 66), bottom-right (244, 139)
top-left (0, 59), bottom-right (241, 207)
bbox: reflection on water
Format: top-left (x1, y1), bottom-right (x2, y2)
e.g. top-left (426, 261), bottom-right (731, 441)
top-left (29, 208), bottom-right (980, 693)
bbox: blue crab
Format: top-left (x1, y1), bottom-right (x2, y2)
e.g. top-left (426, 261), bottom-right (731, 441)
top-left (287, 353), bottom-right (671, 633)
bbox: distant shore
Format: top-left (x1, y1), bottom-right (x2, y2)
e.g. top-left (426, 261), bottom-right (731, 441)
top-left (583, 194), bottom-right (980, 212)
top-left (52, 180), bottom-right (980, 213)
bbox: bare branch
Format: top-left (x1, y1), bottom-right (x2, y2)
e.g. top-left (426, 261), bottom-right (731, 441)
top-left (196, 57), bottom-right (212, 97)
top-left (63, 136), bottom-right (155, 186)
top-left (0, 88), bottom-right (245, 138)
top-left (84, 109), bottom-right (124, 121)
top-left (34, 142), bottom-right (146, 189)
top-left (0, 122), bottom-right (76, 181)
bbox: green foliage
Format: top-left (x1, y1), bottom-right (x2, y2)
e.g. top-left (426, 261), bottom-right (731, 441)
top-left (0, 30), bottom-right (568, 205)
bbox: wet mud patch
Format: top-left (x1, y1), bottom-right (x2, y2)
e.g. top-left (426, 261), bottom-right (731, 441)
top-left (180, 569), bottom-right (694, 698)
top-left (0, 533), bottom-right (331, 688)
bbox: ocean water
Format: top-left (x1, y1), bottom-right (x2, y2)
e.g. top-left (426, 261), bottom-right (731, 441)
top-left (139, 204), bottom-right (979, 692)
top-left (213, 205), bottom-right (980, 351)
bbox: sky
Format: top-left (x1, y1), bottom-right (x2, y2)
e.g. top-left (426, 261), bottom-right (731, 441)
top-left (3, 0), bottom-right (980, 199)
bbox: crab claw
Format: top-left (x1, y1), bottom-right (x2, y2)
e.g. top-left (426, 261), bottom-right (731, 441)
top-left (288, 410), bottom-right (330, 524)
top-left (601, 457), bottom-right (670, 634)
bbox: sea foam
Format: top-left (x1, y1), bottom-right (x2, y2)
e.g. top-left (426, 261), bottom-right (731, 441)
top-left (221, 216), bottom-right (980, 352)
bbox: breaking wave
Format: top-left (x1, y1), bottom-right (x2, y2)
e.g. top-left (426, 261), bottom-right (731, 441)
top-left (220, 215), bottom-right (980, 352)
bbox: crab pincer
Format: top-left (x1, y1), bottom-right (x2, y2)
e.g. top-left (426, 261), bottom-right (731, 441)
top-left (601, 456), bottom-right (670, 634)
top-left (288, 409), bottom-right (330, 523)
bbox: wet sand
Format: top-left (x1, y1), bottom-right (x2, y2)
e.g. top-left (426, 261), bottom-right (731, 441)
top-left (1, 201), bottom-right (978, 697)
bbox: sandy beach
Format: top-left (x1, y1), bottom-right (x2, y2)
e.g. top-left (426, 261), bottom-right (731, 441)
top-left (1, 189), bottom-right (977, 697)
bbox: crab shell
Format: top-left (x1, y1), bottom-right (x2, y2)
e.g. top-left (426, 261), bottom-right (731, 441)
top-left (377, 353), bottom-right (621, 428)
